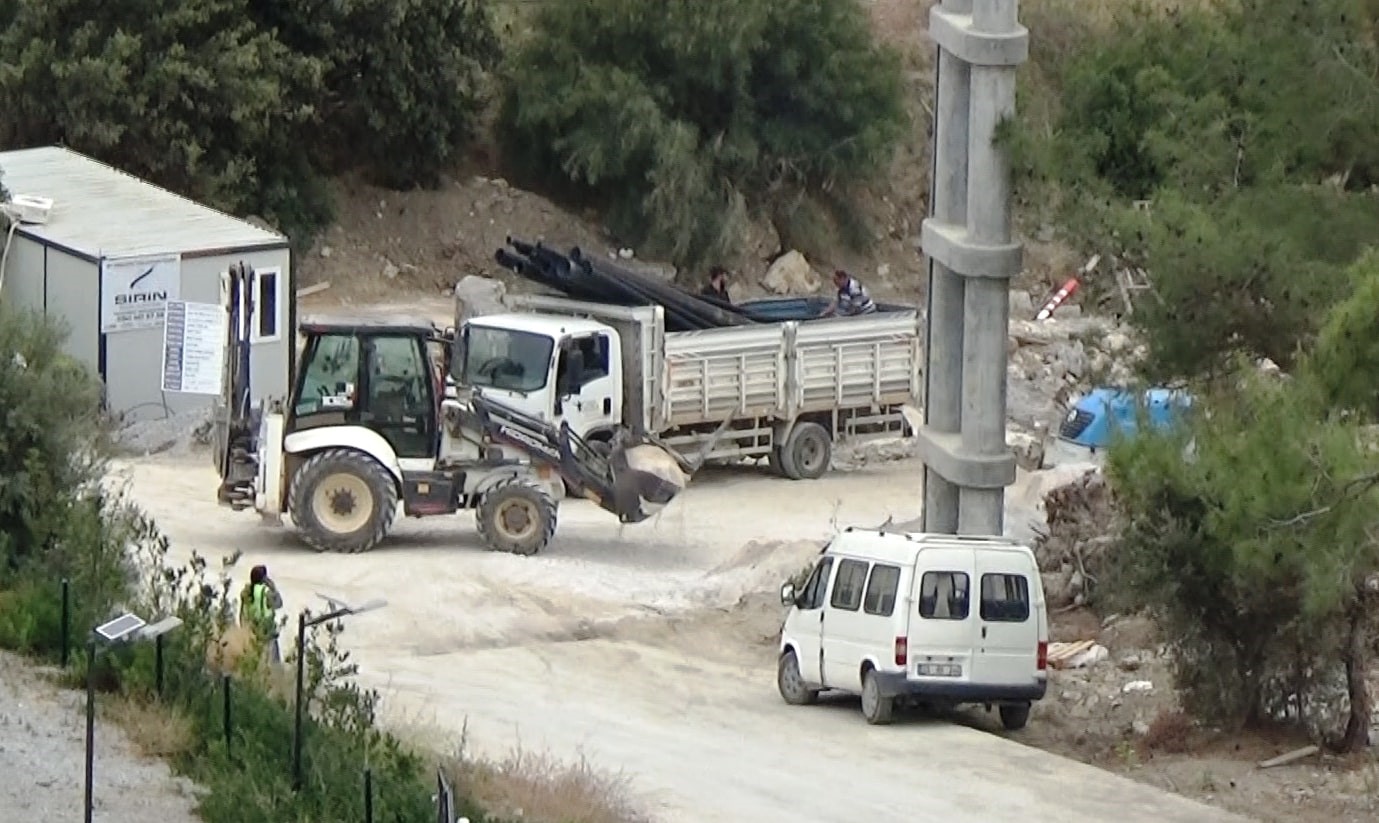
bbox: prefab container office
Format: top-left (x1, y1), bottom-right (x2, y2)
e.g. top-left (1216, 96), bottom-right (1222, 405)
top-left (0, 146), bottom-right (292, 421)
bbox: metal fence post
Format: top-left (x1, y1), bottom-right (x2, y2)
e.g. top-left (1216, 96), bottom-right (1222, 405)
top-left (60, 578), bottom-right (70, 667)
top-left (221, 674), bottom-right (233, 760)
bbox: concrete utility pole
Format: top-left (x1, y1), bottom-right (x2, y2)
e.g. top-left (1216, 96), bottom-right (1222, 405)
top-left (918, 0), bottom-right (1028, 536)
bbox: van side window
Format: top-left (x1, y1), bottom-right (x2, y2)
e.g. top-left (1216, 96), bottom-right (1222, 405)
top-left (798, 557), bottom-right (835, 610)
top-left (829, 559), bottom-right (869, 612)
top-left (863, 564), bottom-right (901, 616)
top-left (980, 573), bottom-right (1031, 622)
top-left (918, 572), bottom-right (970, 620)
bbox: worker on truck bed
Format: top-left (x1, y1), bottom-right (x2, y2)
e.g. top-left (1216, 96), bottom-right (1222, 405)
top-left (700, 265), bottom-right (732, 304)
top-left (819, 269), bottom-right (877, 317)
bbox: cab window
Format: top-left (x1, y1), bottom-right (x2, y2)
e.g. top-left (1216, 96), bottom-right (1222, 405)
top-left (295, 333), bottom-right (360, 416)
top-left (465, 326), bottom-right (554, 393)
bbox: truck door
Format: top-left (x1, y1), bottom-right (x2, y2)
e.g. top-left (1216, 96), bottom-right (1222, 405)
top-left (554, 333), bottom-right (619, 438)
top-left (970, 550), bottom-right (1038, 687)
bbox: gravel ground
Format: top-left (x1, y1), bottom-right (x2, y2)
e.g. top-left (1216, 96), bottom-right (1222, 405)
top-left (0, 651), bottom-right (203, 821)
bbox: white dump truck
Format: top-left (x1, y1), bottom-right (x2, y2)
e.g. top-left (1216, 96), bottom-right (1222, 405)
top-left (465, 293), bottom-right (923, 479)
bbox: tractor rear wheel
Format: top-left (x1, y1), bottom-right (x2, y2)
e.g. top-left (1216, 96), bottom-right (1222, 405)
top-left (288, 449), bottom-right (398, 553)
top-left (476, 476), bottom-right (558, 556)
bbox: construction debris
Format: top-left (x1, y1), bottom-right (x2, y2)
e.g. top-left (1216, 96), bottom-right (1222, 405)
top-left (1033, 468), bottom-right (1120, 608)
top-left (1047, 640), bottom-right (1109, 670)
top-left (1257, 745), bottom-right (1320, 769)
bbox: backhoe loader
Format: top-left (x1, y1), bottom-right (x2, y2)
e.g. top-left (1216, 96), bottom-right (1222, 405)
top-left (212, 263), bottom-right (728, 555)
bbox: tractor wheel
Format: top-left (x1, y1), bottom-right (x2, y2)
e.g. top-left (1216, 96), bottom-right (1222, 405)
top-left (779, 422), bottom-right (832, 481)
top-left (288, 449), bottom-right (398, 553)
top-left (476, 476), bottom-right (558, 556)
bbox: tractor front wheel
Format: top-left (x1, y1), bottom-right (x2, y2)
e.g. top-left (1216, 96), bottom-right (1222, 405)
top-left (288, 449), bottom-right (398, 553)
top-left (476, 476), bottom-right (558, 556)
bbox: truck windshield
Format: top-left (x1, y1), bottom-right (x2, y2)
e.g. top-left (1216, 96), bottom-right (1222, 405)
top-left (464, 326), bottom-right (554, 393)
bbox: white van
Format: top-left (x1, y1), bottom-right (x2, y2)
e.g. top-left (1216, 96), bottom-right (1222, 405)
top-left (776, 528), bottom-right (1049, 727)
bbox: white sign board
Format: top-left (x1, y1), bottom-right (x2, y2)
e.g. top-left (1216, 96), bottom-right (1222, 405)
top-left (101, 253), bottom-right (182, 333)
top-left (161, 300), bottom-right (226, 395)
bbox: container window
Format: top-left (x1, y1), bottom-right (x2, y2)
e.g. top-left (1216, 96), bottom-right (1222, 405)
top-left (918, 572), bottom-right (970, 620)
top-left (862, 563), bottom-right (901, 616)
top-left (829, 558), bottom-right (869, 612)
top-left (980, 573), bottom-right (1031, 623)
top-left (255, 269), bottom-right (280, 341)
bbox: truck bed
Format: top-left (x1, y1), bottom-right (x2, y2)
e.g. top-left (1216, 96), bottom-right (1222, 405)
top-left (510, 294), bottom-right (922, 434)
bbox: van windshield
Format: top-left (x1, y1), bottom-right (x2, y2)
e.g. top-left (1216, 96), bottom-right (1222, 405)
top-left (463, 326), bottom-right (554, 393)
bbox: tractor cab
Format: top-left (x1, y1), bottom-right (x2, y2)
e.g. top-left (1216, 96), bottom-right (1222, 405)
top-left (290, 315), bottom-right (448, 461)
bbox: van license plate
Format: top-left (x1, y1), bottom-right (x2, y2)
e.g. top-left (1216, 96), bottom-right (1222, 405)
top-left (916, 663), bottom-right (962, 677)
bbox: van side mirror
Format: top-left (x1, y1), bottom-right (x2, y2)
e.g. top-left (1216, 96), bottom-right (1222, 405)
top-left (779, 582), bottom-right (797, 607)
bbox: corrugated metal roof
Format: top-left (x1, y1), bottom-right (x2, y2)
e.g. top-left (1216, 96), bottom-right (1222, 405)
top-left (0, 145), bottom-right (287, 259)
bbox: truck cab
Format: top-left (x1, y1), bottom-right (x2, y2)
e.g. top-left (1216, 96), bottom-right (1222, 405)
top-left (456, 313), bottom-right (624, 444)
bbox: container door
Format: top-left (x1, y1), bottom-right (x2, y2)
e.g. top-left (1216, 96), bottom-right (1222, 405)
top-left (970, 550), bottom-right (1039, 687)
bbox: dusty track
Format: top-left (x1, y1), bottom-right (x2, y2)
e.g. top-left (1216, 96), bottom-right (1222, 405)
top-left (116, 453), bottom-right (1249, 823)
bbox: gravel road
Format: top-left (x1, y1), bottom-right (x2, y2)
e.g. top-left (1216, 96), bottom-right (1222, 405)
top-left (0, 651), bottom-right (202, 821)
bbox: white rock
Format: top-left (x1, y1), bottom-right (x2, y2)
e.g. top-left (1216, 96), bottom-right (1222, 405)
top-left (761, 250), bottom-right (821, 295)
top-left (454, 275), bottom-right (508, 320)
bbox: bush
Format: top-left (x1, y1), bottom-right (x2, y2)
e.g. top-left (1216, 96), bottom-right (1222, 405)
top-left (497, 0), bottom-right (906, 269)
top-left (1009, 0), bottom-right (1379, 380)
top-left (1106, 352), bottom-right (1379, 751)
top-left (0, 0), bottom-right (499, 244)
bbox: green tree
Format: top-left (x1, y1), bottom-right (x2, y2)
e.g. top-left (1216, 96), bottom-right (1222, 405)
top-left (0, 0), bottom-right (498, 243)
top-left (246, 0), bottom-right (501, 189)
top-left (1107, 363), bottom-right (1379, 750)
top-left (1010, 0), bottom-right (1379, 380)
top-left (497, 0), bottom-right (906, 269)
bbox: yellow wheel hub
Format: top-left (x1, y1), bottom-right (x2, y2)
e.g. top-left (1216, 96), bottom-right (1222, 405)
top-left (495, 498), bottom-right (539, 542)
top-left (311, 472), bottom-right (373, 535)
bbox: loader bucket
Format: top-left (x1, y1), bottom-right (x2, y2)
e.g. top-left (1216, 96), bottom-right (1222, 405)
top-left (597, 413), bottom-right (736, 524)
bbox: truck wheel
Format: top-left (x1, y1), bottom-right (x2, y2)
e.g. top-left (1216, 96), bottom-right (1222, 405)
top-left (777, 650), bottom-right (819, 706)
top-left (779, 422), bottom-right (832, 481)
top-left (999, 702), bottom-right (1031, 731)
top-left (476, 476), bottom-right (558, 556)
top-left (860, 668), bottom-right (894, 725)
top-left (288, 449), bottom-right (398, 553)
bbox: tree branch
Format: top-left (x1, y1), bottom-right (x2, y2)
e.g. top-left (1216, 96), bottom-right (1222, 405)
top-left (1268, 470), bottom-right (1379, 529)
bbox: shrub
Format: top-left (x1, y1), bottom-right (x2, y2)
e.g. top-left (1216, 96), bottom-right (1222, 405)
top-left (0, 0), bottom-right (499, 243)
top-left (1009, 0), bottom-right (1379, 380)
top-left (497, 0), bottom-right (906, 269)
top-left (1106, 358), bottom-right (1379, 751)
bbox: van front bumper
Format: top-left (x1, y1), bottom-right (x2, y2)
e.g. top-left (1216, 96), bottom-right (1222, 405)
top-left (872, 672), bottom-right (1048, 703)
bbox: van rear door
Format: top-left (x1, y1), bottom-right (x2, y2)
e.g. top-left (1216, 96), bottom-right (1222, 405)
top-left (970, 548), bottom-right (1039, 687)
top-left (906, 547), bottom-right (975, 685)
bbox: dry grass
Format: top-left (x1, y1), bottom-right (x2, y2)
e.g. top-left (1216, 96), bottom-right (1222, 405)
top-left (104, 696), bottom-right (196, 759)
top-left (394, 716), bottom-right (647, 823)
top-left (1143, 709), bottom-right (1195, 754)
top-left (452, 748), bottom-right (649, 823)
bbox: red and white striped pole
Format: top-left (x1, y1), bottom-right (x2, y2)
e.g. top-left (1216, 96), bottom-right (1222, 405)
top-left (1036, 255), bottom-right (1099, 321)
top-left (1036, 278), bottom-right (1079, 321)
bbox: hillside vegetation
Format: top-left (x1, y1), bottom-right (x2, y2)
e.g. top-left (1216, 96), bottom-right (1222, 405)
top-left (1013, 0), bottom-right (1379, 751)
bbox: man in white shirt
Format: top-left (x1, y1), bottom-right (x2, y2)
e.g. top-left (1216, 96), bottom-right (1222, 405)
top-left (819, 269), bottom-right (878, 317)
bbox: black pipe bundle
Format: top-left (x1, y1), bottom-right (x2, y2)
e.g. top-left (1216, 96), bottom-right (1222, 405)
top-left (496, 238), bottom-right (772, 332)
top-left (494, 237), bottom-right (914, 332)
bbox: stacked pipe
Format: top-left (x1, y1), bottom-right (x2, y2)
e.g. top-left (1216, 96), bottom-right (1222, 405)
top-left (495, 237), bottom-right (769, 332)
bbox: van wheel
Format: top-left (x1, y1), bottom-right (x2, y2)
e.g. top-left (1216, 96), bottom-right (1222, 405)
top-left (999, 702), bottom-right (1031, 731)
top-left (860, 669), bottom-right (894, 725)
top-left (777, 650), bottom-right (818, 706)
